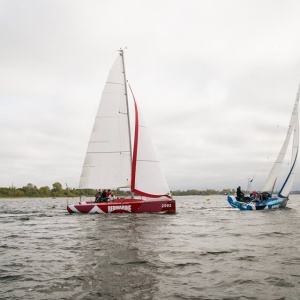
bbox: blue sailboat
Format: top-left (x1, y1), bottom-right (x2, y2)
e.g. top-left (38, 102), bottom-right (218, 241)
top-left (228, 84), bottom-right (300, 210)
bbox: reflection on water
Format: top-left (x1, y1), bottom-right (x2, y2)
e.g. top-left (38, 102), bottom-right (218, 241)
top-left (73, 215), bottom-right (161, 299)
top-left (0, 195), bottom-right (300, 299)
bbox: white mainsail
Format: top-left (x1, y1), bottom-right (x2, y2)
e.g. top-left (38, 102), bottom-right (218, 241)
top-left (79, 52), bottom-right (131, 189)
top-left (261, 83), bottom-right (300, 195)
top-left (79, 50), bottom-right (171, 198)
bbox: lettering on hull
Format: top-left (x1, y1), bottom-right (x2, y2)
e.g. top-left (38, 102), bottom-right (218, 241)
top-left (108, 205), bottom-right (132, 213)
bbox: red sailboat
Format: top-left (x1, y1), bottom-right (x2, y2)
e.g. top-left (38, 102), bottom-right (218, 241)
top-left (67, 50), bottom-right (175, 214)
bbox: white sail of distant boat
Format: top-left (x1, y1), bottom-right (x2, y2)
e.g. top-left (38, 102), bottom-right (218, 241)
top-left (261, 83), bottom-right (300, 197)
top-left (278, 112), bottom-right (299, 197)
top-left (78, 50), bottom-right (170, 199)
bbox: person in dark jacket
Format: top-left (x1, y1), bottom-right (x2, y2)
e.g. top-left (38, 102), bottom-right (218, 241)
top-left (100, 189), bottom-right (108, 202)
top-left (236, 186), bottom-right (244, 199)
top-left (95, 190), bottom-right (101, 202)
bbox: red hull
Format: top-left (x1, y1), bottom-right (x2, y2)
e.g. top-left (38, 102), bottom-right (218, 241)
top-left (67, 198), bottom-right (176, 214)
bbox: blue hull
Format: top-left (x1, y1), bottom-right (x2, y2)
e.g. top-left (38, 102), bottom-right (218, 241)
top-left (227, 196), bottom-right (288, 210)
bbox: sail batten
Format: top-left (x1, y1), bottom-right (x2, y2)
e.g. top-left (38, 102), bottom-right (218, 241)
top-left (104, 81), bottom-right (124, 84)
top-left (86, 151), bottom-right (130, 154)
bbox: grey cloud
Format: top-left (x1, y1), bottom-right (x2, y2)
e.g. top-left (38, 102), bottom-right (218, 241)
top-left (1, 0), bottom-right (300, 192)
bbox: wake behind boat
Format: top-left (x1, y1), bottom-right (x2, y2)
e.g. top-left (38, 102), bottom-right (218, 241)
top-left (228, 83), bottom-right (300, 211)
top-left (67, 50), bottom-right (175, 214)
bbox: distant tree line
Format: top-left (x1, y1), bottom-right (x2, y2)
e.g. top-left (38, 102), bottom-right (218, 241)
top-left (0, 183), bottom-right (237, 198)
top-left (3, 183), bottom-right (299, 198)
top-left (171, 188), bottom-right (235, 196)
top-left (0, 182), bottom-right (132, 198)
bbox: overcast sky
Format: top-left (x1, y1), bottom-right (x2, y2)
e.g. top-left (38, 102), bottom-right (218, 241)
top-left (1, 0), bottom-right (300, 192)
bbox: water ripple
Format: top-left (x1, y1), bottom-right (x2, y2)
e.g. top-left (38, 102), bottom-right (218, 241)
top-left (0, 196), bottom-right (300, 300)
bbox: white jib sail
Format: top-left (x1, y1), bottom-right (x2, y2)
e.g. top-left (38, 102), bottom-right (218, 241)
top-left (127, 85), bottom-right (170, 197)
top-left (79, 53), bottom-right (131, 189)
top-left (278, 112), bottom-right (299, 197)
top-left (261, 83), bottom-right (300, 193)
top-left (132, 106), bottom-right (170, 197)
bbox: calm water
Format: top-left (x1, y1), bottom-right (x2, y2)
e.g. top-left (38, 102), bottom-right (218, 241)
top-left (0, 195), bottom-right (300, 300)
